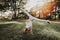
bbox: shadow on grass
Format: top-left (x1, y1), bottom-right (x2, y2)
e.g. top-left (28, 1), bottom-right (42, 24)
top-left (0, 28), bottom-right (59, 40)
top-left (21, 29), bottom-right (58, 40)
top-left (0, 23), bottom-right (60, 40)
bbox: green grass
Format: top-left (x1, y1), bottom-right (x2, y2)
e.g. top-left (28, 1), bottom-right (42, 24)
top-left (0, 20), bottom-right (60, 40)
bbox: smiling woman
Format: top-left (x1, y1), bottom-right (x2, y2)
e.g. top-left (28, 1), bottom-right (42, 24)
top-left (24, 0), bottom-right (56, 19)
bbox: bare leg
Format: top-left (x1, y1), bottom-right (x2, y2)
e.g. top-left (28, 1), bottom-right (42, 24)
top-left (29, 27), bottom-right (33, 34)
top-left (23, 28), bottom-right (26, 33)
top-left (23, 28), bottom-right (28, 33)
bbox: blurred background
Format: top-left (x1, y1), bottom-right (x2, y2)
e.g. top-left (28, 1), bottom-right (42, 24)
top-left (0, 0), bottom-right (60, 21)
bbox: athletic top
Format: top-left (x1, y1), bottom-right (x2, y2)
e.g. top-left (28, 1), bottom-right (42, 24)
top-left (25, 21), bottom-right (32, 28)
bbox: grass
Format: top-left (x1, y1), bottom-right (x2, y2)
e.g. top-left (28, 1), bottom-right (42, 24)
top-left (0, 20), bottom-right (60, 40)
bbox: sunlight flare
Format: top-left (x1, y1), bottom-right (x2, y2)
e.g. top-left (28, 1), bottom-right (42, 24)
top-left (24, 0), bottom-right (55, 18)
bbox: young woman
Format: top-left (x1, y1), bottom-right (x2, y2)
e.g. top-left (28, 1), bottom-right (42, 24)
top-left (23, 17), bottom-right (32, 34)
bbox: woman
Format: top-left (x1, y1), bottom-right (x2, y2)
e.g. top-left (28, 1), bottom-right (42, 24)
top-left (23, 17), bottom-right (33, 34)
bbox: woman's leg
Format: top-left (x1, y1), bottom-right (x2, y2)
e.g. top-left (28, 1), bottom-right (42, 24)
top-left (23, 28), bottom-right (28, 32)
top-left (29, 27), bottom-right (32, 33)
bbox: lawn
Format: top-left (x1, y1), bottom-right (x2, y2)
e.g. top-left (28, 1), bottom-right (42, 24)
top-left (0, 20), bottom-right (60, 40)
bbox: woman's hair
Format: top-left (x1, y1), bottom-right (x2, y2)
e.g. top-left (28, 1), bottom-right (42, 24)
top-left (26, 16), bottom-right (29, 19)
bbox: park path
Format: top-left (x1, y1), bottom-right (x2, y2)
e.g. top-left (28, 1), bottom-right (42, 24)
top-left (0, 21), bottom-right (23, 24)
top-left (0, 21), bottom-right (60, 25)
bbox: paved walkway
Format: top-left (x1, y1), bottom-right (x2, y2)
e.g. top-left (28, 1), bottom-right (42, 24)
top-left (0, 20), bottom-right (60, 25)
top-left (0, 21), bottom-right (23, 24)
